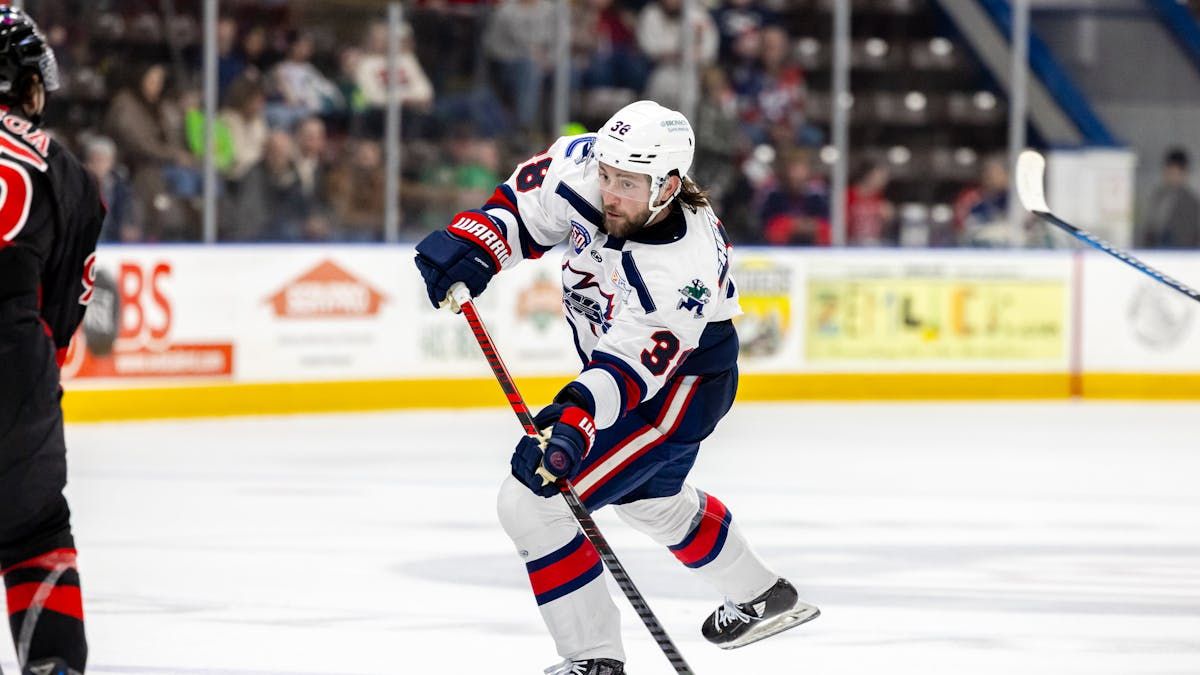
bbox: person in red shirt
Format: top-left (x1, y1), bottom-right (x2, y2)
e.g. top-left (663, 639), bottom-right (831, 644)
top-left (846, 161), bottom-right (895, 246)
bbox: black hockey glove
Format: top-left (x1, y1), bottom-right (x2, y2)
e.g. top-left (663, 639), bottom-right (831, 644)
top-left (511, 403), bottom-right (597, 498)
top-left (414, 210), bottom-right (510, 308)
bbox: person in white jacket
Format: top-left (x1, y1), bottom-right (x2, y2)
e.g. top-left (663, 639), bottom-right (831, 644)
top-left (637, 0), bottom-right (718, 109)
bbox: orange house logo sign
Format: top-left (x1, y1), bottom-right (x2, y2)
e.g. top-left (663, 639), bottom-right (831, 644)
top-left (266, 259), bottom-right (386, 318)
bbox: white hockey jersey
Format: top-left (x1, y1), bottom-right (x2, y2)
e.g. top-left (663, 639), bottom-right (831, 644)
top-left (473, 134), bottom-right (742, 429)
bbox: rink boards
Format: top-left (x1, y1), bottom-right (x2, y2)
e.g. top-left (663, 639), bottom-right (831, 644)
top-left (59, 245), bottom-right (1200, 421)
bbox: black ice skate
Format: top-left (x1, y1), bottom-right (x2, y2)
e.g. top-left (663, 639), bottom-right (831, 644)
top-left (543, 657), bottom-right (625, 675)
top-left (702, 578), bottom-right (820, 650)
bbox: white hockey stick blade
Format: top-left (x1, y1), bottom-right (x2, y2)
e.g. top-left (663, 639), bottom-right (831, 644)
top-left (1016, 149), bottom-right (1050, 213)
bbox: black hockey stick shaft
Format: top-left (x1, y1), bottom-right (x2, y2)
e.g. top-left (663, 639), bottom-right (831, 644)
top-left (449, 284), bottom-right (696, 675)
top-left (1031, 209), bottom-right (1200, 304)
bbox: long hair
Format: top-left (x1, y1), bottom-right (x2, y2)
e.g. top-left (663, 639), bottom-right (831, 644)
top-left (675, 173), bottom-right (711, 210)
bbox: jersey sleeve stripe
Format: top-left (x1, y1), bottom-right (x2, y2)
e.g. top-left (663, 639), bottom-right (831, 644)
top-left (483, 185), bottom-right (519, 234)
top-left (485, 184), bottom-right (554, 260)
top-left (572, 368), bottom-right (617, 428)
top-left (620, 251), bottom-right (657, 313)
top-left (589, 350), bottom-right (649, 411)
top-left (584, 363), bottom-right (628, 415)
top-left (554, 182), bottom-right (604, 228)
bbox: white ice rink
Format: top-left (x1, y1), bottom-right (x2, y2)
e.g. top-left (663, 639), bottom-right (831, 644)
top-left (7, 401), bottom-right (1200, 675)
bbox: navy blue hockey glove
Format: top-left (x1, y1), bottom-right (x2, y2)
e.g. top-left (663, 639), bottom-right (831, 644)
top-left (414, 210), bottom-right (511, 308)
top-left (511, 403), bottom-right (597, 498)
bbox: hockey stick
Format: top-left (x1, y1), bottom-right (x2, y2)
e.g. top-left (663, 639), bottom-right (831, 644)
top-left (1016, 150), bottom-right (1200, 303)
top-left (445, 282), bottom-right (696, 675)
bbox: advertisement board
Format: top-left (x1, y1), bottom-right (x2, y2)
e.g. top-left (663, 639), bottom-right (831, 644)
top-left (57, 245), bottom-right (1200, 420)
top-left (61, 250), bottom-right (236, 383)
top-left (798, 253), bottom-right (1073, 371)
top-left (1080, 251), bottom-right (1200, 371)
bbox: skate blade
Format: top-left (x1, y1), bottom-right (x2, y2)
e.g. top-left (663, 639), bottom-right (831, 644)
top-left (718, 604), bottom-right (821, 650)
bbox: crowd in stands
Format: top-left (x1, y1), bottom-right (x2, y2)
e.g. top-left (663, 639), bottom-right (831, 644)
top-left (29, 0), bottom-right (1198, 249)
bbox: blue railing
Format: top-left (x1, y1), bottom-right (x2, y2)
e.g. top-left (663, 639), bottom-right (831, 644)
top-left (976, 0), bottom-right (1119, 146)
top-left (1144, 0), bottom-right (1200, 78)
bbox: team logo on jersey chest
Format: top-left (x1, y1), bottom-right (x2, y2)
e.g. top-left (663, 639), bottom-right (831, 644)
top-left (562, 262), bottom-right (614, 335)
top-left (570, 220), bottom-right (592, 254)
top-left (678, 279), bottom-right (711, 318)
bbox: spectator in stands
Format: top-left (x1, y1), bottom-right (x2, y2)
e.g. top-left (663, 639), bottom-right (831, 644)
top-left (409, 132), bottom-right (502, 232)
top-left (231, 130), bottom-right (309, 241)
top-left (573, 0), bottom-right (649, 96)
top-left (457, 136), bottom-right (503, 205)
top-left (759, 149), bottom-right (830, 246)
top-left (1139, 147), bottom-right (1200, 248)
top-left (268, 31), bottom-right (345, 129)
top-left (327, 138), bottom-right (387, 241)
top-left (335, 46), bottom-right (367, 124)
top-left (352, 20), bottom-right (434, 137)
top-left (219, 74), bottom-right (269, 181)
top-left (216, 17), bottom-right (245, 101)
top-left (239, 25), bottom-right (270, 74)
top-left (736, 24), bottom-right (812, 147)
top-left (483, 0), bottom-right (555, 134)
top-left (83, 135), bottom-right (140, 243)
top-left (103, 64), bottom-right (198, 240)
top-left (713, 0), bottom-right (777, 61)
top-left (180, 84), bottom-right (234, 176)
top-left (846, 161), bottom-right (895, 246)
top-left (726, 21), bottom-right (763, 85)
top-left (637, 0), bottom-right (718, 110)
top-left (294, 116), bottom-right (332, 212)
top-left (953, 156), bottom-right (1010, 247)
top-left (410, 0), bottom-right (490, 95)
top-left (693, 66), bottom-right (742, 216)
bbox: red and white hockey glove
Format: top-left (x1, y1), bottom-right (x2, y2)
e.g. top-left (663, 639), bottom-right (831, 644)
top-left (414, 210), bottom-right (511, 308)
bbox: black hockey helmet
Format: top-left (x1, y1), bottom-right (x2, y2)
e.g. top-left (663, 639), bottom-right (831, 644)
top-left (0, 5), bottom-right (60, 98)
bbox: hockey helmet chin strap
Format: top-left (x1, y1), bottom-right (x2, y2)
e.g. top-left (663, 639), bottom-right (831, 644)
top-left (644, 173), bottom-right (683, 226)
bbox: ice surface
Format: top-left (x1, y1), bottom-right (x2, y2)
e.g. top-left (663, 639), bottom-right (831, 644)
top-left (5, 401), bottom-right (1197, 674)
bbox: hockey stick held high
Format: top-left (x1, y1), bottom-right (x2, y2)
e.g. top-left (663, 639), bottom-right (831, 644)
top-left (445, 282), bottom-right (697, 675)
top-left (1016, 150), bottom-right (1200, 303)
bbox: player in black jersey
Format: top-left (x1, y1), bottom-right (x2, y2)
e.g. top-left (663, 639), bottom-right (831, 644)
top-left (0, 7), bottom-right (104, 675)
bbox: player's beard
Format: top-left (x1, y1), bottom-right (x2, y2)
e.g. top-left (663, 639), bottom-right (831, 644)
top-left (604, 205), bottom-right (651, 238)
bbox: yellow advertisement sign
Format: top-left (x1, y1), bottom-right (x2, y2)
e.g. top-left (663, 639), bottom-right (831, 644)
top-left (807, 278), bottom-right (1066, 360)
top-left (733, 258), bottom-right (793, 358)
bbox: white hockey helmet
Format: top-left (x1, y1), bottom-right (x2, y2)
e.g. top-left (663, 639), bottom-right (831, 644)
top-left (593, 100), bottom-right (695, 223)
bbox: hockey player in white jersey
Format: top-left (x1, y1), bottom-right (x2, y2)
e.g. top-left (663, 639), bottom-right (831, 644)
top-left (415, 101), bottom-right (819, 674)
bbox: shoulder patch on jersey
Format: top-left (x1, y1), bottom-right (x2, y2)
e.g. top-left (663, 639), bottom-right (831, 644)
top-left (565, 135), bottom-right (596, 164)
top-left (570, 220), bottom-right (592, 254)
top-left (677, 278), bottom-right (711, 318)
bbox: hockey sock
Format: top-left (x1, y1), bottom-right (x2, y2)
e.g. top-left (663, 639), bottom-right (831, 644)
top-left (497, 475), bottom-right (624, 662)
top-left (616, 486), bottom-right (778, 604)
top-left (1, 548), bottom-right (86, 673)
